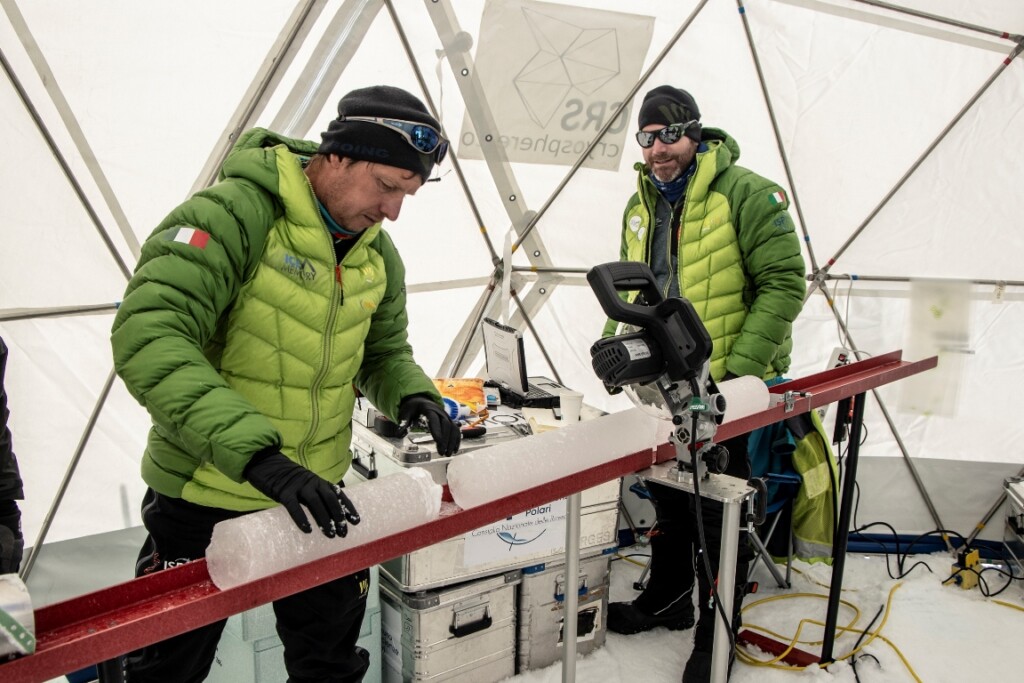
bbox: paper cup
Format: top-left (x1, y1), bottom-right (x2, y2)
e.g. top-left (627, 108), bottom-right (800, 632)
top-left (560, 390), bottom-right (584, 423)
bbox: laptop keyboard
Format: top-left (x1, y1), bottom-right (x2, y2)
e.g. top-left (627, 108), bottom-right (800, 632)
top-left (525, 384), bottom-right (554, 400)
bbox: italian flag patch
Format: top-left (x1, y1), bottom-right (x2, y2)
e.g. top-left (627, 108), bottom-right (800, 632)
top-left (769, 190), bottom-right (786, 206)
top-left (164, 226), bottom-right (210, 249)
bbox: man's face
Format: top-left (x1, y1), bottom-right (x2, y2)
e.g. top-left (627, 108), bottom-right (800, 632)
top-left (314, 156), bottom-right (423, 232)
top-left (641, 124), bottom-right (698, 183)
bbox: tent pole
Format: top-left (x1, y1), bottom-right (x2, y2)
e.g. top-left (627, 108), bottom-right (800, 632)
top-left (735, 0), bottom-right (819, 274)
top-left (20, 368), bottom-right (117, 581)
top-left (820, 274), bottom-right (1024, 289)
top-left (417, 0), bottom-right (531, 245)
top-left (851, 0), bottom-right (1024, 39)
top-left (965, 464), bottom-right (1024, 547)
top-left (815, 282), bottom-right (954, 551)
top-left (0, 45), bottom-right (133, 279)
top-left (513, 290), bottom-right (563, 385)
top-left (807, 39), bottom-right (1023, 298)
top-left (0, 0), bottom-right (140, 267)
top-left (438, 271), bottom-right (502, 377)
top-left (514, 0), bottom-right (711, 249)
top-left (0, 303), bottom-right (119, 323)
top-left (269, 0), bottom-right (385, 138)
top-left (189, 0), bottom-right (327, 194)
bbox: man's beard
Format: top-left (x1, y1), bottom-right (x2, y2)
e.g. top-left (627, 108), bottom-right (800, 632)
top-left (650, 157), bottom-right (684, 183)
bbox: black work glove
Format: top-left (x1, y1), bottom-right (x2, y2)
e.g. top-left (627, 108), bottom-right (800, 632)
top-left (244, 451), bottom-right (360, 538)
top-left (0, 503), bottom-right (23, 574)
top-left (398, 394), bottom-right (461, 456)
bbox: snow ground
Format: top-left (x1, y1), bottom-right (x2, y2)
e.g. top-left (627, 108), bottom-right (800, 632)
top-left (506, 547), bottom-right (1024, 683)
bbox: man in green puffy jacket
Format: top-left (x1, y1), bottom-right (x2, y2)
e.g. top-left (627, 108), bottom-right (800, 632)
top-left (111, 85), bottom-right (460, 683)
top-left (604, 86), bottom-right (805, 682)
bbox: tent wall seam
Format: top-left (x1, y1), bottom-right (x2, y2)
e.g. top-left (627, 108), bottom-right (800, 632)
top-left (807, 37), bottom-right (1021, 299)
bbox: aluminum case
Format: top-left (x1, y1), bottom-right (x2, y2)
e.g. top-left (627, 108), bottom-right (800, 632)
top-left (347, 400), bottom-right (621, 591)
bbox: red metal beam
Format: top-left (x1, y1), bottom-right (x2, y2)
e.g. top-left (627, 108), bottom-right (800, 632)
top-left (5, 452), bottom-right (655, 682)
top-left (655, 350), bottom-right (937, 464)
top-left (2, 351), bottom-right (936, 682)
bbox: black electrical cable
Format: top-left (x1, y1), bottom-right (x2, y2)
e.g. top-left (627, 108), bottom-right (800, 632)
top-left (849, 602), bottom-right (884, 683)
top-left (687, 377), bottom-right (737, 652)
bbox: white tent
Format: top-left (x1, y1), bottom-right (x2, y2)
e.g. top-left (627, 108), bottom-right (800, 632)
top-left (2, 0), bottom-right (1022, 575)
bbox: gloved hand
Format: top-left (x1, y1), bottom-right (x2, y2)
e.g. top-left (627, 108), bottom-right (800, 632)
top-left (398, 394), bottom-right (461, 456)
top-left (244, 451), bottom-right (360, 537)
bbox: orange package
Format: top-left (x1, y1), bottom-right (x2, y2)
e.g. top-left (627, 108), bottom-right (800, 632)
top-left (433, 377), bottom-right (487, 416)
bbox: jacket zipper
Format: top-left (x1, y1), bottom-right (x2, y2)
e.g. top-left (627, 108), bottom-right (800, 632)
top-left (295, 176), bottom-right (348, 468)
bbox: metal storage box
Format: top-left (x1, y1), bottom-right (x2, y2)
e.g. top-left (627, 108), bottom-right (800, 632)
top-left (348, 402), bottom-right (621, 591)
top-left (516, 549), bottom-right (613, 672)
top-left (380, 570), bottom-right (520, 683)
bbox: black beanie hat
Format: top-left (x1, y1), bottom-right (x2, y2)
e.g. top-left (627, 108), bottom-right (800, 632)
top-left (318, 85), bottom-right (441, 182)
top-left (637, 86), bottom-right (702, 142)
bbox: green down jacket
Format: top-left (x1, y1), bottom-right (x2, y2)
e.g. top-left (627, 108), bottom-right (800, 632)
top-left (604, 127), bottom-right (806, 383)
top-left (111, 128), bottom-right (440, 511)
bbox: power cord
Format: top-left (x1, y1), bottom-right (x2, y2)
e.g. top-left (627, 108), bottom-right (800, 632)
top-left (737, 583), bottom-right (924, 682)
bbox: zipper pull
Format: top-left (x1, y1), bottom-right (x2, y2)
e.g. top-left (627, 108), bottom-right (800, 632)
top-left (335, 265), bottom-right (344, 304)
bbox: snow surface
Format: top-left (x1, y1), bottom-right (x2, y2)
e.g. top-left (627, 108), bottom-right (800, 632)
top-left (506, 548), bottom-right (1024, 683)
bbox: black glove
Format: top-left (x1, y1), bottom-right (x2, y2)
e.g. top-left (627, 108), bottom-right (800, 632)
top-left (398, 394), bottom-right (461, 456)
top-left (0, 503), bottom-right (23, 574)
top-left (244, 451), bottom-right (360, 537)
top-left (722, 371), bottom-right (740, 381)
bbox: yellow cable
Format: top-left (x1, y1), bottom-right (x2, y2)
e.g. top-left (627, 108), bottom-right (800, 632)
top-left (737, 583), bottom-right (922, 682)
top-left (992, 599), bottom-right (1024, 613)
top-left (613, 553), bottom-right (650, 569)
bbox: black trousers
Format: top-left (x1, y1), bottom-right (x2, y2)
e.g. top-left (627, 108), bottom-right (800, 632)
top-left (635, 435), bottom-right (755, 615)
top-left (124, 489), bottom-right (370, 683)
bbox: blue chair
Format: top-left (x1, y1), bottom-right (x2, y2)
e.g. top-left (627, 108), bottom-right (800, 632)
top-left (747, 471), bottom-right (802, 588)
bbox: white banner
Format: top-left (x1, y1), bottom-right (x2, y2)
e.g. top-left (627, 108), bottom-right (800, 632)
top-left (458, 0), bottom-right (655, 171)
top-left (462, 498), bottom-right (568, 567)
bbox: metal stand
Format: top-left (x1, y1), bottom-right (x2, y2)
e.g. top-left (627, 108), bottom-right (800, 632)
top-left (561, 492), bottom-right (582, 683)
top-left (640, 463), bottom-right (755, 683)
top-left (747, 523), bottom-right (790, 589)
top-left (820, 391), bottom-right (866, 664)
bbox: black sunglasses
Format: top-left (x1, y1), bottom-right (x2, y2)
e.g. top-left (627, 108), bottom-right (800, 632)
top-left (342, 116), bottom-right (449, 164)
top-left (635, 120), bottom-right (698, 148)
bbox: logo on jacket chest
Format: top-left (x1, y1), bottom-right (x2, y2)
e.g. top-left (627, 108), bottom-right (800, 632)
top-left (628, 215), bottom-right (646, 242)
top-left (281, 253), bottom-right (317, 281)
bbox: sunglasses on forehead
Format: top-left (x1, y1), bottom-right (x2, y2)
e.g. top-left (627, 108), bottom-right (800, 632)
top-left (342, 115), bottom-right (449, 164)
top-left (635, 120), bottom-right (698, 148)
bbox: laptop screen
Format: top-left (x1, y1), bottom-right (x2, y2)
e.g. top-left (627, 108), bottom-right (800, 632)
top-left (481, 317), bottom-right (529, 396)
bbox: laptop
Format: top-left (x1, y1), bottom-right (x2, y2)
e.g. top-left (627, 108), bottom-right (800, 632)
top-left (481, 317), bottom-right (563, 409)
